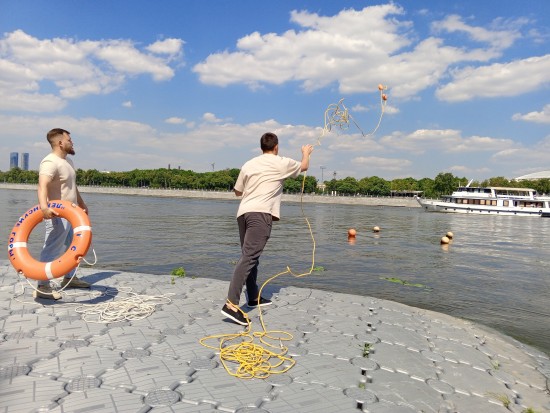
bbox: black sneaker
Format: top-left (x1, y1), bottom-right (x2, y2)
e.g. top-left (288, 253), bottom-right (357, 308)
top-left (247, 297), bottom-right (272, 308)
top-left (221, 304), bottom-right (249, 326)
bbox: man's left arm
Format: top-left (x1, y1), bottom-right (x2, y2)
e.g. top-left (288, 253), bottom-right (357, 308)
top-left (76, 188), bottom-right (88, 213)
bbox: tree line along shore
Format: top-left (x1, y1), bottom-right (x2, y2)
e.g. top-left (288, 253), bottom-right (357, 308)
top-left (0, 183), bottom-right (420, 208)
top-left (2, 167), bottom-right (549, 199)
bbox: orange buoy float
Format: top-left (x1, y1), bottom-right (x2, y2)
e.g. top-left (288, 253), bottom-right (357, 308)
top-left (8, 200), bottom-right (92, 281)
top-left (347, 228), bottom-right (357, 237)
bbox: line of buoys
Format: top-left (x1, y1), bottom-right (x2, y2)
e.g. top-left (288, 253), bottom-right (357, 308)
top-left (440, 231), bottom-right (454, 245)
top-left (347, 226), bottom-right (381, 239)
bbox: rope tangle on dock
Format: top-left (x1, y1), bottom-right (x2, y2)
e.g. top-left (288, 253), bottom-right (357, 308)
top-left (74, 288), bottom-right (174, 323)
top-left (15, 247), bottom-right (172, 323)
top-left (200, 86), bottom-right (389, 379)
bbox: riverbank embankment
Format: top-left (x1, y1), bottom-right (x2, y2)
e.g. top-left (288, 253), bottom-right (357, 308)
top-left (0, 183), bottom-right (420, 208)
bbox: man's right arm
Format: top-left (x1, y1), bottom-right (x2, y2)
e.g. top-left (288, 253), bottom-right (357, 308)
top-left (234, 170), bottom-right (244, 196)
top-left (300, 144), bottom-right (314, 172)
top-left (38, 174), bottom-right (58, 219)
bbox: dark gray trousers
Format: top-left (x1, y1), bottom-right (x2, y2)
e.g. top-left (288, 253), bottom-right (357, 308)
top-left (227, 212), bottom-right (272, 305)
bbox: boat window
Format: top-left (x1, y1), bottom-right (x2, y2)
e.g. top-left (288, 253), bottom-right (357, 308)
top-left (480, 200), bottom-right (486, 205)
top-left (503, 200), bottom-right (509, 207)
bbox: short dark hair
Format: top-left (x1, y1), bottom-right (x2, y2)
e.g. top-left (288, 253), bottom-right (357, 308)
top-left (47, 128), bottom-right (70, 145)
top-left (260, 132), bottom-right (278, 152)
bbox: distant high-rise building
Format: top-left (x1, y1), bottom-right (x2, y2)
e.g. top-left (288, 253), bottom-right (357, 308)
top-left (21, 153), bottom-right (29, 170)
top-left (10, 152), bottom-right (19, 169)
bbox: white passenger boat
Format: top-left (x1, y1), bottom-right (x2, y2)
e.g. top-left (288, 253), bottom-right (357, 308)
top-left (416, 183), bottom-right (550, 217)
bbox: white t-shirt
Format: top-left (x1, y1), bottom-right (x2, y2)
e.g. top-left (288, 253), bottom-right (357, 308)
top-left (39, 153), bottom-right (78, 204)
top-left (235, 153), bottom-right (302, 220)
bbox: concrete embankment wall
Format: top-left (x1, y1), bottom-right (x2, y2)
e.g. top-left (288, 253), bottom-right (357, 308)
top-left (0, 183), bottom-right (420, 208)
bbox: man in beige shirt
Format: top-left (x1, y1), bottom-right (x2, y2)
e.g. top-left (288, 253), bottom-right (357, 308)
top-left (221, 132), bottom-right (313, 325)
top-left (35, 128), bottom-right (91, 299)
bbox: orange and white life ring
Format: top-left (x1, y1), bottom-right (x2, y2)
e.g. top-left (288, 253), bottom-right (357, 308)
top-left (7, 200), bottom-right (92, 281)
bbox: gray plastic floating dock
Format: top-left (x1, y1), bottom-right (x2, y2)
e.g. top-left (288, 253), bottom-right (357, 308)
top-left (1, 260), bottom-right (549, 412)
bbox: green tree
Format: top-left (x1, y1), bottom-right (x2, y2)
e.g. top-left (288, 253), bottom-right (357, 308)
top-left (486, 176), bottom-right (511, 187)
top-left (391, 177), bottom-right (418, 191)
top-left (533, 178), bottom-right (550, 195)
top-left (358, 176), bottom-right (391, 196)
top-left (324, 179), bottom-right (338, 193)
top-left (433, 172), bottom-right (460, 196)
top-left (335, 177), bottom-right (359, 195)
top-left (417, 177), bottom-right (435, 198)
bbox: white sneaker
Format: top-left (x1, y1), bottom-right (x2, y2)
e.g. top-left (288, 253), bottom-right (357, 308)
top-left (33, 285), bottom-right (62, 300)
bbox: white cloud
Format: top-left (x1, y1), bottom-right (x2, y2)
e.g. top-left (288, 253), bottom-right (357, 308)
top-left (431, 14), bottom-right (523, 49)
top-left (93, 40), bottom-right (176, 81)
top-left (436, 54), bottom-right (550, 102)
top-left (512, 104), bottom-right (550, 124)
top-left (380, 129), bottom-right (516, 155)
top-left (448, 135), bottom-right (518, 153)
top-left (0, 30), bottom-right (184, 111)
top-left (146, 38), bottom-right (184, 57)
top-left (492, 135), bottom-right (550, 165)
top-left (448, 165), bottom-right (491, 175)
top-left (0, 91), bottom-right (66, 112)
top-left (193, 5), bottom-right (527, 101)
top-left (1, 111), bottom-right (548, 178)
top-left (122, 101), bottom-right (133, 108)
top-left (352, 156), bottom-right (412, 171)
top-left (165, 117), bottom-right (186, 124)
top-left (381, 129), bottom-right (461, 154)
top-left (193, 4), bottom-right (412, 92)
top-left (202, 112), bottom-right (223, 123)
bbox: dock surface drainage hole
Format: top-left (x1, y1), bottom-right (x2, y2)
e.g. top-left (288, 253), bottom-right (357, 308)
top-left (122, 348), bottom-right (151, 359)
top-left (0, 364), bottom-right (31, 379)
top-left (189, 358), bottom-right (218, 370)
top-left (144, 389), bottom-right (181, 407)
top-left (66, 376), bottom-right (101, 393)
top-left (61, 339), bottom-right (89, 349)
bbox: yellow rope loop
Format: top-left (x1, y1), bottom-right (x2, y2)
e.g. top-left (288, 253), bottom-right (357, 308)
top-left (199, 315), bottom-right (296, 379)
top-left (200, 85), bottom-right (388, 380)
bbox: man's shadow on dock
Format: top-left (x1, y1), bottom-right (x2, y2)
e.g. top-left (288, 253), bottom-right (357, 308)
top-left (35, 270), bottom-right (123, 306)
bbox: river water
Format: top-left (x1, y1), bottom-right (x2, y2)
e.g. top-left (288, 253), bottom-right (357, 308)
top-left (2, 188), bottom-right (549, 355)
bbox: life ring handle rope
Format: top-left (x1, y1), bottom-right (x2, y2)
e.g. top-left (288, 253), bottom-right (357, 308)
top-left (8, 200), bottom-right (93, 281)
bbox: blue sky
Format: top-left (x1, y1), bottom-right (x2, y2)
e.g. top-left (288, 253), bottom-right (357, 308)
top-left (1, 0), bottom-right (548, 181)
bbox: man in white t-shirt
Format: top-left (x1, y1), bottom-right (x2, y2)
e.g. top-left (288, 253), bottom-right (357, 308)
top-left (221, 132), bottom-right (313, 325)
top-left (35, 128), bottom-right (91, 299)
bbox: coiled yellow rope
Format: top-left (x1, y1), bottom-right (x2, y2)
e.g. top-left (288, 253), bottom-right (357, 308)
top-left (200, 86), bottom-right (388, 379)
